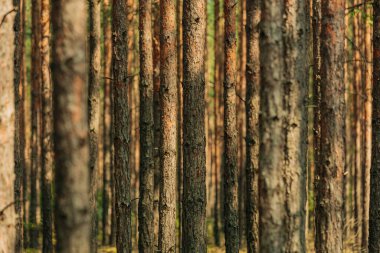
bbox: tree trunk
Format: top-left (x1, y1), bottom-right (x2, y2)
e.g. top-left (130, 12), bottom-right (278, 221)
top-left (213, 0), bottom-right (221, 246)
top-left (315, 0), bottom-right (345, 252)
top-left (89, 0), bottom-right (101, 250)
top-left (361, 1), bottom-right (372, 250)
top-left (369, 1), bottom-right (380, 251)
top-left (259, 0), bottom-right (308, 252)
top-left (102, 0), bottom-right (112, 245)
top-left (158, 0), bottom-right (178, 250)
top-left (138, 0), bottom-right (155, 250)
top-left (112, 0), bottom-right (131, 251)
top-left (245, 0), bottom-right (260, 251)
top-left (40, 0), bottom-right (53, 251)
top-left (51, 0), bottom-right (90, 252)
top-left (153, 0), bottom-right (161, 248)
top-left (13, 0), bottom-right (25, 251)
top-left (182, 0), bottom-right (207, 250)
top-left (0, 1), bottom-right (16, 251)
top-left (30, 0), bottom-right (41, 248)
top-left (223, 0), bottom-right (239, 250)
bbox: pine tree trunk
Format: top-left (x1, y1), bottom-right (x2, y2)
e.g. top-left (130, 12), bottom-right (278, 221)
top-left (245, 0), bottom-right (260, 251)
top-left (138, 0), bottom-right (155, 250)
top-left (30, 0), bottom-right (41, 248)
top-left (40, 0), bottom-right (53, 251)
top-left (315, 0), bottom-right (345, 252)
top-left (89, 0), bottom-right (101, 250)
top-left (369, 1), bottom-right (380, 251)
top-left (213, 0), bottom-right (221, 245)
top-left (182, 0), bottom-right (207, 250)
top-left (51, 0), bottom-right (91, 251)
top-left (102, 0), bottom-right (112, 245)
top-left (361, 1), bottom-right (372, 250)
top-left (0, 1), bottom-right (16, 251)
top-left (153, 0), bottom-right (161, 247)
top-left (13, 0), bottom-right (25, 251)
top-left (112, 0), bottom-right (132, 251)
top-left (259, 0), bottom-right (308, 252)
top-left (223, 0), bottom-right (239, 250)
top-left (158, 0), bottom-right (178, 250)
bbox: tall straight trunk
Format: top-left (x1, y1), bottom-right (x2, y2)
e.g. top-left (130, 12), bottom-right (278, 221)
top-left (369, 1), bottom-right (380, 251)
top-left (102, 0), bottom-right (112, 245)
top-left (259, 0), bottom-right (308, 252)
top-left (112, 0), bottom-right (131, 251)
top-left (312, 0), bottom-right (321, 225)
top-left (282, 1), bottom-right (308, 251)
top-left (30, 0), bottom-right (41, 248)
top-left (40, 0), bottom-right (53, 251)
top-left (153, 0), bottom-right (161, 247)
top-left (176, 0), bottom-right (183, 248)
top-left (223, 0), bottom-right (239, 250)
top-left (13, 0), bottom-right (25, 251)
top-left (315, 0), bottom-right (345, 252)
top-left (51, 0), bottom-right (90, 251)
top-left (138, 0), bottom-right (155, 250)
top-left (182, 0), bottom-right (207, 250)
top-left (89, 0), bottom-right (101, 250)
top-left (0, 1), bottom-right (16, 251)
top-left (238, 0), bottom-right (246, 245)
top-left (353, 1), bottom-right (363, 243)
top-left (245, 0), bottom-right (260, 251)
top-left (362, 1), bottom-right (372, 250)
top-left (158, 0), bottom-right (177, 250)
top-left (213, 0), bottom-right (221, 246)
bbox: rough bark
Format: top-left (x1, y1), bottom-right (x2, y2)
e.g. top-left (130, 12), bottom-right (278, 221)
top-left (112, 0), bottom-right (131, 251)
top-left (102, 0), bottom-right (112, 245)
top-left (51, 0), bottom-right (91, 251)
top-left (0, 1), bottom-right (16, 251)
top-left (315, 0), bottom-right (345, 252)
top-left (40, 0), bottom-right (53, 251)
top-left (362, 1), bottom-right (371, 250)
top-left (259, 0), bottom-right (308, 252)
top-left (13, 0), bottom-right (25, 251)
top-left (153, 0), bottom-right (161, 247)
top-left (213, 0), bottom-right (221, 246)
top-left (182, 0), bottom-right (207, 250)
top-left (369, 1), bottom-right (380, 251)
top-left (223, 0), bottom-right (239, 250)
top-left (245, 0), bottom-right (260, 251)
top-left (138, 0), bottom-right (155, 250)
top-left (30, 0), bottom-right (41, 248)
top-left (158, 0), bottom-right (178, 250)
top-left (88, 0), bottom-right (101, 250)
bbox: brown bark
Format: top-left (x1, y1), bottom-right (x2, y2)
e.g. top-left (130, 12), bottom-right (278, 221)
top-left (213, 0), bottom-right (221, 246)
top-left (158, 0), bottom-right (178, 250)
top-left (259, 0), bottom-right (308, 252)
top-left (315, 0), bottom-right (345, 252)
top-left (40, 0), bottom-right (53, 251)
top-left (51, 0), bottom-right (91, 252)
top-left (153, 0), bottom-right (161, 247)
top-left (182, 0), bottom-right (207, 249)
top-left (369, 1), bottom-right (380, 251)
top-left (0, 1), bottom-right (16, 251)
top-left (30, 0), bottom-right (41, 248)
top-left (102, 0), bottom-right (112, 245)
top-left (223, 0), bottom-right (239, 250)
top-left (89, 0), bottom-right (101, 250)
top-left (361, 1), bottom-right (371, 250)
top-left (13, 0), bottom-right (25, 251)
top-left (245, 0), bottom-right (260, 251)
top-left (112, 0), bottom-right (132, 251)
top-left (138, 0), bottom-right (155, 249)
